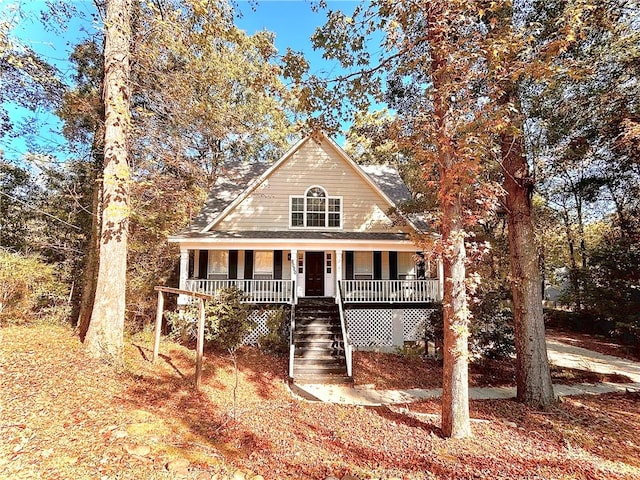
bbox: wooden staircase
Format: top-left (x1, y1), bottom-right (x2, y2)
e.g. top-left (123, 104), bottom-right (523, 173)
top-left (292, 298), bottom-right (352, 384)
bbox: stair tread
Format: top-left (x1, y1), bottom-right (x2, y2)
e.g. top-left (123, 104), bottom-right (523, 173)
top-left (293, 300), bottom-right (348, 384)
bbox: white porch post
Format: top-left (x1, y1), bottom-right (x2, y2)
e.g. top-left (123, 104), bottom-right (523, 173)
top-left (290, 248), bottom-right (297, 305)
top-left (335, 249), bottom-right (343, 304)
top-left (193, 250), bottom-right (200, 278)
top-left (178, 248), bottom-right (189, 305)
top-left (437, 257), bottom-right (444, 301)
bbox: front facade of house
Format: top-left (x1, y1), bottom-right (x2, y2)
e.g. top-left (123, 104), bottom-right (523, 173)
top-left (169, 133), bottom-right (442, 379)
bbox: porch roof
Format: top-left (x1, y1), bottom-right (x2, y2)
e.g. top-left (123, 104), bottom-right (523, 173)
top-left (170, 230), bottom-right (412, 241)
top-left (169, 230), bottom-right (421, 251)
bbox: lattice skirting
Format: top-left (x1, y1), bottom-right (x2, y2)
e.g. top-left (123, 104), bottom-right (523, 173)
top-left (243, 309), bottom-right (275, 345)
top-left (346, 308), bottom-right (439, 347)
top-left (346, 309), bottom-right (394, 347)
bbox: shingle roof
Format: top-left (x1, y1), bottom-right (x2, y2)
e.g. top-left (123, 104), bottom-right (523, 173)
top-left (179, 161), bottom-right (271, 233)
top-left (360, 165), bottom-right (412, 205)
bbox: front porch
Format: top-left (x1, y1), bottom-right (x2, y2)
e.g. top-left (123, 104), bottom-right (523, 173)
top-left (177, 247), bottom-right (443, 383)
top-left (178, 248), bottom-right (444, 305)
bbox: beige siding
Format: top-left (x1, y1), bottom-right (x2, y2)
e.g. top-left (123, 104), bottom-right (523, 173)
top-left (215, 138), bottom-right (408, 233)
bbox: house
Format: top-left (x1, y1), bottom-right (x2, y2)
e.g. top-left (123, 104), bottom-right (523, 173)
top-left (168, 132), bottom-right (443, 383)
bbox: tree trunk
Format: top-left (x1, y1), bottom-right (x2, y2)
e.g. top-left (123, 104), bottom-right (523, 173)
top-left (560, 206), bottom-right (582, 310)
top-left (440, 195), bottom-right (472, 438)
top-left (84, 0), bottom-right (132, 364)
top-left (76, 55), bottom-right (106, 339)
top-left (502, 130), bottom-right (555, 408)
top-left (77, 174), bottom-right (102, 340)
top-left (426, 2), bottom-right (472, 438)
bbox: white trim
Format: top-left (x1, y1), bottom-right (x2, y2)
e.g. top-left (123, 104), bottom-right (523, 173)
top-left (179, 249), bottom-right (189, 291)
top-left (305, 185), bottom-right (327, 197)
top-left (289, 190), bottom-right (343, 230)
top-left (171, 238), bottom-right (423, 252)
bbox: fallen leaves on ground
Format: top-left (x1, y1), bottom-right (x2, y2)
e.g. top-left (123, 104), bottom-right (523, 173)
top-left (1, 323), bottom-right (639, 480)
top-left (353, 351), bottom-right (632, 390)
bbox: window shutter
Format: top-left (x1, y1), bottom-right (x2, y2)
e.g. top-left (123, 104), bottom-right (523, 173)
top-left (244, 250), bottom-right (254, 279)
top-left (198, 250), bottom-right (209, 279)
top-left (373, 251), bottom-right (382, 280)
top-left (273, 250), bottom-right (283, 279)
top-left (228, 250), bottom-right (238, 279)
top-left (416, 252), bottom-right (426, 280)
top-left (345, 251), bottom-right (354, 280)
top-left (188, 251), bottom-right (194, 279)
top-left (389, 251), bottom-right (398, 280)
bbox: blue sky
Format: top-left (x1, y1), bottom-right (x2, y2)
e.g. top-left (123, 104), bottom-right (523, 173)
top-left (1, 0), bottom-right (366, 162)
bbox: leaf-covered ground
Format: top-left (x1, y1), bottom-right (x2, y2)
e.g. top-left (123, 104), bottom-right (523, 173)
top-left (2, 324), bottom-right (639, 480)
top-left (353, 351), bottom-right (632, 390)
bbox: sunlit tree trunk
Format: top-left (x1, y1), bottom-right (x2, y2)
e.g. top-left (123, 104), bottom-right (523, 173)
top-left (439, 192), bottom-right (472, 438)
top-left (502, 121), bottom-right (555, 408)
top-left (84, 0), bottom-right (132, 363)
top-left (428, 3), bottom-right (471, 437)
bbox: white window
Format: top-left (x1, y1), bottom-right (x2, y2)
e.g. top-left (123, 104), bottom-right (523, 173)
top-left (398, 252), bottom-right (417, 279)
top-left (208, 251), bottom-right (228, 279)
top-left (254, 251), bottom-right (274, 279)
top-left (290, 186), bottom-right (342, 229)
top-left (354, 251), bottom-right (373, 279)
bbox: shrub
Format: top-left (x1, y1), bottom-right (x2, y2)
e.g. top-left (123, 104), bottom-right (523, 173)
top-left (470, 291), bottom-right (515, 360)
top-left (165, 287), bottom-right (255, 350)
top-left (258, 307), bottom-right (290, 356)
top-left (0, 249), bottom-right (68, 325)
top-left (582, 237), bottom-right (640, 346)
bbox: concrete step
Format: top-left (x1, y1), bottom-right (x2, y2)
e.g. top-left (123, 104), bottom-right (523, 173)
top-left (293, 373), bottom-right (353, 385)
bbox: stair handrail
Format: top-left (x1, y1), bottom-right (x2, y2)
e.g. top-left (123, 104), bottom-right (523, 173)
top-left (288, 281), bottom-right (296, 380)
top-left (337, 281), bottom-right (353, 378)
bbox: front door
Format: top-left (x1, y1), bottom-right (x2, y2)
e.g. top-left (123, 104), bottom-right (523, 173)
top-left (305, 252), bottom-right (325, 296)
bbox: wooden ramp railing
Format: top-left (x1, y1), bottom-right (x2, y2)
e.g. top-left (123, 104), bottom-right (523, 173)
top-left (152, 286), bottom-right (213, 390)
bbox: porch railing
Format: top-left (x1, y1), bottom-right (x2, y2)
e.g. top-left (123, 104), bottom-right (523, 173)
top-left (340, 279), bottom-right (441, 303)
top-left (185, 279), bottom-right (294, 304)
top-left (337, 282), bottom-right (353, 378)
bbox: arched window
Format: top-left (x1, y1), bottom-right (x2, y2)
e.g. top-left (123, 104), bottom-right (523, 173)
top-left (290, 186), bottom-right (341, 228)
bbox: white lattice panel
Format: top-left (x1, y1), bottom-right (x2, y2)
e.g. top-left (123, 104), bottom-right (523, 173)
top-left (346, 309), bottom-right (393, 347)
top-left (403, 309), bottom-right (432, 341)
top-left (243, 309), bottom-right (271, 345)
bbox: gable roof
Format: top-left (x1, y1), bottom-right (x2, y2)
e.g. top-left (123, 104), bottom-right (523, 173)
top-left (173, 133), bottom-right (419, 237)
top-left (179, 161), bottom-right (270, 234)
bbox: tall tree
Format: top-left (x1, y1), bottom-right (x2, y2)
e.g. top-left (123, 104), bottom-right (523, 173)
top-left (481, 1), bottom-right (556, 407)
top-left (83, 0), bottom-right (131, 363)
top-left (55, 37), bottom-right (105, 337)
top-left (306, 0), bottom-right (504, 437)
